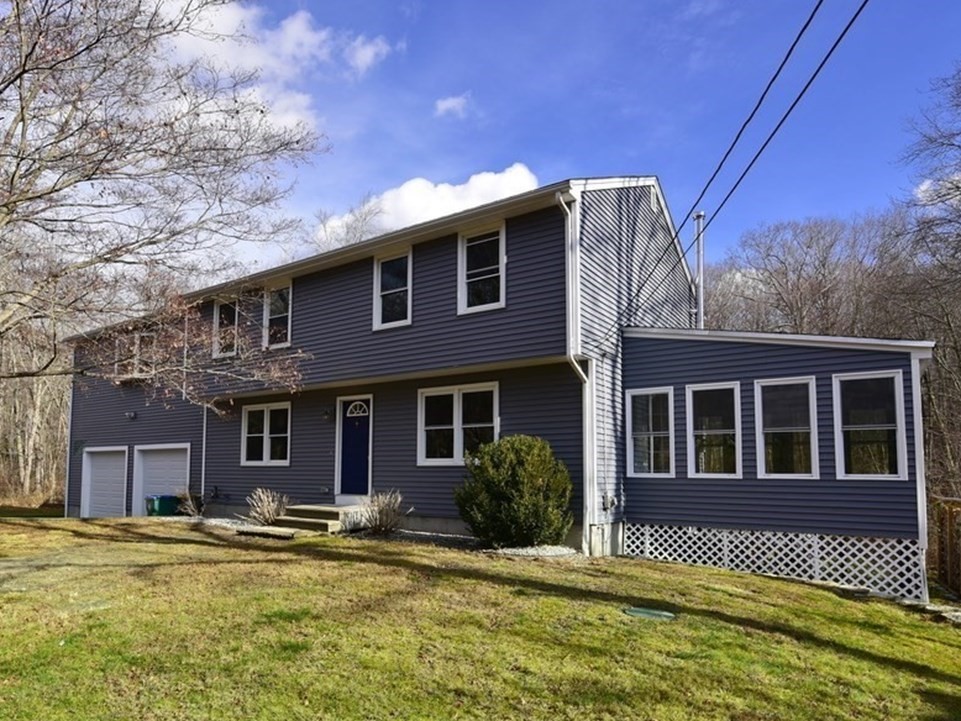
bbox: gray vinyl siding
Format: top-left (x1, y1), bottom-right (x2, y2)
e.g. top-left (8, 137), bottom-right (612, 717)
top-left (203, 363), bottom-right (583, 520)
top-left (621, 336), bottom-right (919, 538)
top-left (194, 206), bottom-right (568, 398)
top-left (66, 375), bottom-right (204, 517)
top-left (578, 185), bottom-right (694, 525)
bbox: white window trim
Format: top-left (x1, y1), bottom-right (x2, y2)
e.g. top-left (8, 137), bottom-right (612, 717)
top-left (457, 225), bottom-right (506, 315)
top-left (213, 299), bottom-right (238, 358)
top-left (754, 376), bottom-right (819, 480)
top-left (417, 381), bottom-right (499, 466)
top-left (626, 387), bottom-right (675, 478)
top-left (686, 381), bottom-right (742, 479)
top-left (262, 284), bottom-right (292, 349)
top-left (372, 250), bottom-right (413, 331)
top-left (832, 370), bottom-right (907, 481)
top-left (241, 401), bottom-right (291, 467)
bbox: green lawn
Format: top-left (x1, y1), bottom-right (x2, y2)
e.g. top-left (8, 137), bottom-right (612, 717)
top-left (0, 519), bottom-right (958, 721)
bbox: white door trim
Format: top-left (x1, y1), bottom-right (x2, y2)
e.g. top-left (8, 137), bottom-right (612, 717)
top-left (80, 446), bottom-right (128, 518)
top-left (131, 443), bottom-right (191, 517)
top-left (334, 394), bottom-right (373, 505)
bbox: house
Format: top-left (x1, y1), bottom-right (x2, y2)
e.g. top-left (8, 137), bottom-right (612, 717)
top-left (65, 176), bottom-right (933, 601)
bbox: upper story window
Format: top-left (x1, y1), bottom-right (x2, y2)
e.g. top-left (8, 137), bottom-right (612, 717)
top-left (115, 331), bottom-right (156, 378)
top-left (755, 377), bottom-right (818, 479)
top-left (213, 299), bottom-right (238, 357)
top-left (264, 286), bottom-right (291, 348)
top-left (458, 226), bottom-right (505, 314)
top-left (686, 382), bottom-right (741, 478)
top-left (626, 387), bottom-right (674, 477)
top-left (833, 371), bottom-right (906, 479)
top-left (241, 402), bottom-right (291, 466)
top-left (373, 251), bottom-right (412, 330)
top-left (417, 382), bottom-right (498, 466)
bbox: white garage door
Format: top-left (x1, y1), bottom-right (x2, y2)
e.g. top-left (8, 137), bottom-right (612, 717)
top-left (82, 449), bottom-right (127, 518)
top-left (133, 446), bottom-right (190, 516)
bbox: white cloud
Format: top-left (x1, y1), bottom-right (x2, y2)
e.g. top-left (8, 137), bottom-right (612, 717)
top-left (315, 163), bottom-right (540, 247)
top-left (167, 4), bottom-right (394, 128)
top-left (344, 35), bottom-right (392, 77)
top-left (680, 0), bottom-right (724, 20)
top-left (434, 92), bottom-right (471, 119)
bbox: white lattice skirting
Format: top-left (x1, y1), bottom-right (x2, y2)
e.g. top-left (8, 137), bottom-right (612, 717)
top-left (623, 523), bottom-right (928, 601)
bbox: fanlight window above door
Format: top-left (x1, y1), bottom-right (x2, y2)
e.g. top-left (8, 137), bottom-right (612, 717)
top-left (346, 401), bottom-right (369, 417)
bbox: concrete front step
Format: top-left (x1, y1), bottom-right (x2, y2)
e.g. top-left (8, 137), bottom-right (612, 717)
top-left (274, 515), bottom-right (343, 534)
top-left (285, 504), bottom-right (361, 522)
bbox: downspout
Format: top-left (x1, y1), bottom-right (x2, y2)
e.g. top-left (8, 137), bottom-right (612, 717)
top-left (64, 347), bottom-right (74, 518)
top-left (556, 192), bottom-right (588, 384)
top-left (201, 406), bottom-right (208, 499)
top-left (556, 191), bottom-right (594, 556)
top-left (911, 351), bottom-right (931, 603)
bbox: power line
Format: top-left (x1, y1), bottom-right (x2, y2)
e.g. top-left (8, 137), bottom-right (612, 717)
top-left (679, 0), bottom-right (826, 242)
top-left (701, 0), bottom-right (870, 238)
top-left (591, 0), bottom-right (870, 351)
top-left (589, 0), bottom-right (824, 350)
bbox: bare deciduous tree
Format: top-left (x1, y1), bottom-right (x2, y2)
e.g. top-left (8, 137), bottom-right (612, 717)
top-left (0, 0), bottom-right (322, 499)
top-left (0, 0), bottom-right (320, 375)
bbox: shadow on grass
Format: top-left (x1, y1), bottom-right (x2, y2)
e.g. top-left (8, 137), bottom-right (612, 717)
top-left (5, 517), bottom-right (961, 694)
top-left (918, 690), bottom-right (961, 721)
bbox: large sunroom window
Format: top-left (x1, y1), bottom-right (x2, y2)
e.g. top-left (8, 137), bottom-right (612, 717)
top-left (687, 382), bottom-right (741, 478)
top-left (833, 371), bottom-right (905, 479)
top-left (755, 377), bottom-right (818, 478)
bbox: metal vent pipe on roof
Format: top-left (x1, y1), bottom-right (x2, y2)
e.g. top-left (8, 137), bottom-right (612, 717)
top-left (694, 211), bottom-right (706, 330)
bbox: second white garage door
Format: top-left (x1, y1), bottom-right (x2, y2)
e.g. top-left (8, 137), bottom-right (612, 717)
top-left (132, 445), bottom-right (190, 516)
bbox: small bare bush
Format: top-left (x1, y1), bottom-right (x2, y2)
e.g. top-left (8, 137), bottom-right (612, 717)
top-left (361, 490), bottom-right (409, 535)
top-left (176, 488), bottom-right (203, 517)
top-left (243, 487), bottom-right (290, 526)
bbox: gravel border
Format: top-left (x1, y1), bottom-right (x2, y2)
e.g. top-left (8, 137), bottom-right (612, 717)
top-left (488, 545), bottom-right (579, 557)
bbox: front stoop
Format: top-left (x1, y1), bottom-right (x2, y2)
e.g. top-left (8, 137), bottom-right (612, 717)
top-left (274, 504), bottom-right (365, 535)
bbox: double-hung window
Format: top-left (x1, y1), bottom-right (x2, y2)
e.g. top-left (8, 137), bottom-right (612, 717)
top-left (686, 382), bottom-right (741, 478)
top-left (242, 402), bottom-right (291, 466)
top-left (755, 377), bottom-right (818, 478)
top-left (264, 286), bottom-right (291, 348)
top-left (833, 371), bottom-right (906, 479)
top-left (418, 383), bottom-right (498, 465)
top-left (213, 299), bottom-right (238, 357)
top-left (458, 227), bottom-right (505, 314)
top-left (373, 251), bottom-right (411, 329)
top-left (626, 388), bottom-right (674, 476)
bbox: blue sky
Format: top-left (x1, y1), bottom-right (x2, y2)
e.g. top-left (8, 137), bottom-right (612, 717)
top-left (202, 1), bottom-right (961, 264)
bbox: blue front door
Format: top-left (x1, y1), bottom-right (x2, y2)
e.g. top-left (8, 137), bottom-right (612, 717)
top-left (340, 399), bottom-right (371, 496)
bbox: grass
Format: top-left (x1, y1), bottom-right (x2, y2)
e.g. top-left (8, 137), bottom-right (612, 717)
top-left (0, 504), bottom-right (62, 518)
top-left (0, 519), bottom-right (959, 721)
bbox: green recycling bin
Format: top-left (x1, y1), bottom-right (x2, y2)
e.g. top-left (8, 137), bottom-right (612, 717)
top-left (144, 494), bottom-right (180, 516)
